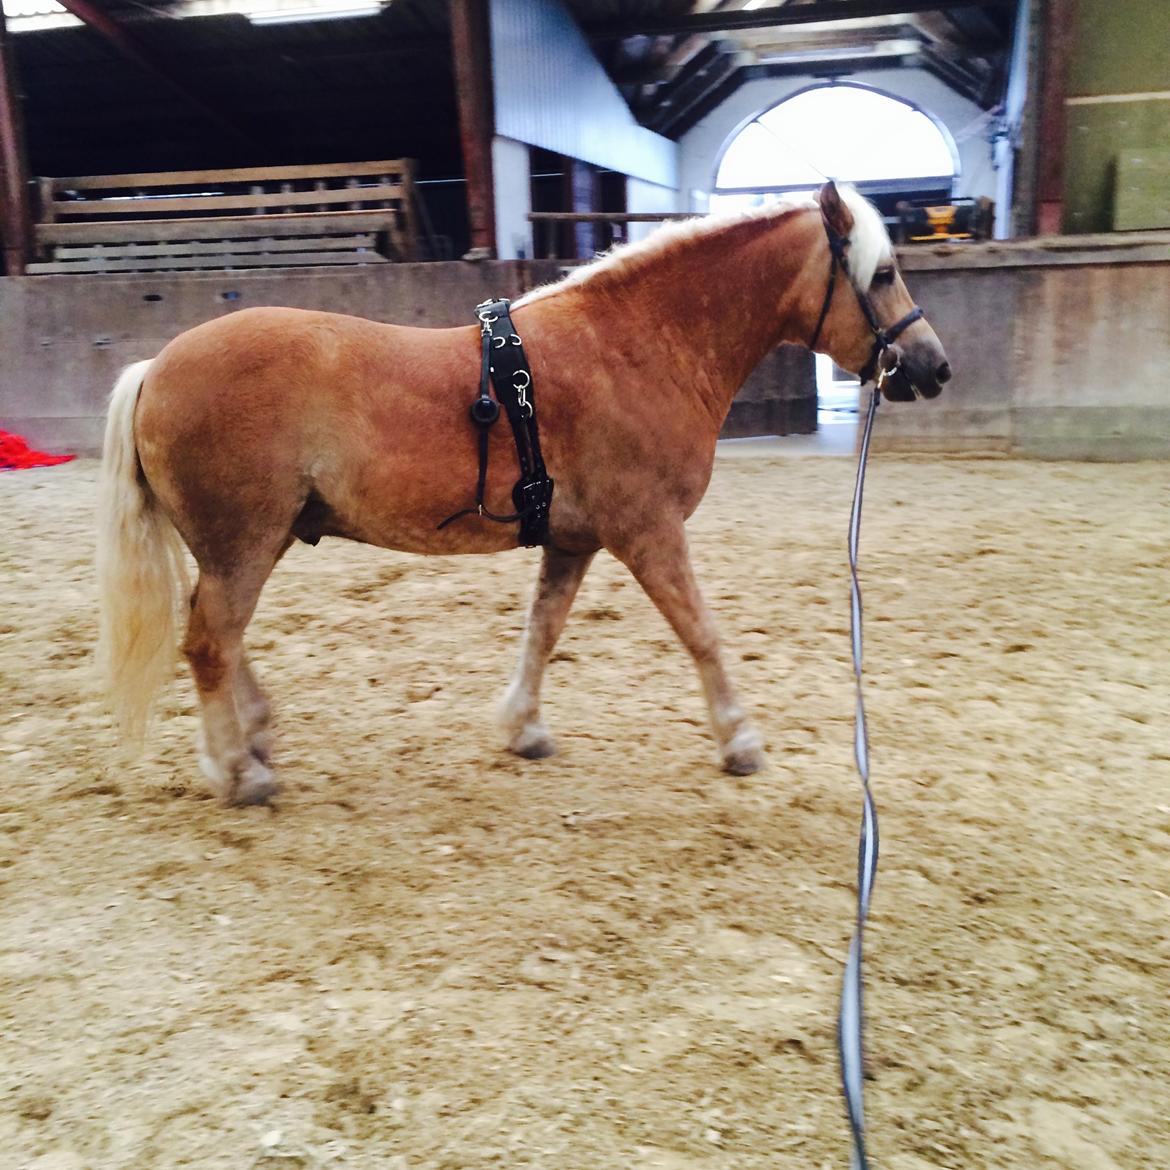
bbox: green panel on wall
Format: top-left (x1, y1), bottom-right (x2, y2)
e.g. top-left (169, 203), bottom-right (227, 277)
top-left (1068, 0), bottom-right (1170, 95)
top-left (1064, 99), bottom-right (1170, 233)
top-left (1114, 148), bottom-right (1170, 230)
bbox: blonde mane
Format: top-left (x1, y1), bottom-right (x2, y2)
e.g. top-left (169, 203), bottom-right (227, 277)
top-left (835, 184), bottom-right (890, 290)
top-left (516, 185), bottom-right (892, 306)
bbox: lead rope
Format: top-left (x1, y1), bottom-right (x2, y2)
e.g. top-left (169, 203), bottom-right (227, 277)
top-left (839, 382), bottom-right (882, 1169)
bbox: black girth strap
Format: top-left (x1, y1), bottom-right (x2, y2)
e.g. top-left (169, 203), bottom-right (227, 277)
top-left (438, 299), bottom-right (554, 547)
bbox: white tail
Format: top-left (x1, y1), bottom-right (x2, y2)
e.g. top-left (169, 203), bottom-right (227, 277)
top-left (95, 360), bottom-right (189, 747)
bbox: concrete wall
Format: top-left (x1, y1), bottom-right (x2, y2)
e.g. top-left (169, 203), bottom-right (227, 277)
top-left (728, 346), bottom-right (816, 439)
top-left (0, 262), bottom-right (559, 455)
top-left (3, 237), bottom-right (1168, 461)
top-left (0, 259), bottom-right (809, 456)
top-left (678, 68), bottom-right (996, 209)
top-left (881, 235), bottom-right (1170, 459)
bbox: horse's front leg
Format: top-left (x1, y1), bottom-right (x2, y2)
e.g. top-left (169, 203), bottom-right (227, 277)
top-left (614, 524), bottom-right (764, 775)
top-left (499, 547), bottom-right (595, 758)
top-left (234, 655), bottom-right (273, 764)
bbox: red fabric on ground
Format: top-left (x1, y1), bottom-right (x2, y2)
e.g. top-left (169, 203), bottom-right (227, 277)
top-left (0, 430), bottom-right (76, 471)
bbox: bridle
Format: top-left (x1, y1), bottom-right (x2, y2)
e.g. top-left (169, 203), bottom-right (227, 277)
top-left (808, 213), bottom-right (924, 389)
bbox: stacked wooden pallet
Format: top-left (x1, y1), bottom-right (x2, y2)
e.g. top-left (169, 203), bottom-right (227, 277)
top-left (29, 160), bottom-right (420, 274)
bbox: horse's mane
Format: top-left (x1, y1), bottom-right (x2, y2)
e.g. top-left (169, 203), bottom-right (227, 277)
top-left (516, 184), bottom-right (891, 306)
top-left (835, 184), bottom-right (889, 291)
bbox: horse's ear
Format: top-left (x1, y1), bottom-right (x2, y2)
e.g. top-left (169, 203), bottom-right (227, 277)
top-left (818, 181), bottom-right (854, 238)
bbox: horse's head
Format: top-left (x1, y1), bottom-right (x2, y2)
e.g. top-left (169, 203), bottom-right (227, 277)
top-left (808, 181), bottom-right (950, 402)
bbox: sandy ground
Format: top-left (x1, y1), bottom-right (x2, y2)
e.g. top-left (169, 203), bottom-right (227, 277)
top-left (0, 451), bottom-right (1168, 1170)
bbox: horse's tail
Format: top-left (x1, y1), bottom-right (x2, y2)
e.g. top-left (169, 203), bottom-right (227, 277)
top-left (96, 359), bottom-right (189, 747)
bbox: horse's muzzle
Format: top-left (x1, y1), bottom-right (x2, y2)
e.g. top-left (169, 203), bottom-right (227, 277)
top-left (881, 349), bottom-right (950, 401)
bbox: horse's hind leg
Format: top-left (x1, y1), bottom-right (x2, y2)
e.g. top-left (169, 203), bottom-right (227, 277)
top-left (499, 547), bottom-right (595, 758)
top-left (613, 524), bottom-right (764, 775)
top-left (185, 568), bottom-right (278, 805)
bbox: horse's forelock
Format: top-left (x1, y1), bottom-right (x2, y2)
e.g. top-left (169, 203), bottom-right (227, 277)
top-left (838, 185), bottom-right (892, 290)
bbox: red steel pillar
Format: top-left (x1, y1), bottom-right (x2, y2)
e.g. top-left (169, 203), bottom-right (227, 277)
top-left (0, 8), bottom-right (32, 276)
top-left (1035, 0), bottom-right (1069, 235)
top-left (450, 0), bottom-right (497, 257)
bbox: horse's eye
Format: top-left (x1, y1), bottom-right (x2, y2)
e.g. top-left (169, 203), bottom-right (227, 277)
top-left (873, 268), bottom-right (896, 287)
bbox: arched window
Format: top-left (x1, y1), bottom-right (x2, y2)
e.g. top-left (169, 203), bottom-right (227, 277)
top-left (712, 83), bottom-right (958, 209)
top-left (711, 84), bottom-right (959, 422)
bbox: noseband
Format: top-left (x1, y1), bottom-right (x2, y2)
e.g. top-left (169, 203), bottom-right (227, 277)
top-left (807, 215), bottom-right (923, 386)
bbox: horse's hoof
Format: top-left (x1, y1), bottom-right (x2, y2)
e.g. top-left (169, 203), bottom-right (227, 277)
top-left (229, 758), bottom-right (281, 806)
top-left (721, 728), bottom-right (765, 776)
top-left (508, 723), bottom-right (557, 760)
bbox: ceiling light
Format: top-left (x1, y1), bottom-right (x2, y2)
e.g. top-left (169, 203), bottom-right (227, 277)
top-left (2, 0), bottom-right (81, 31)
top-left (247, 0), bottom-right (381, 24)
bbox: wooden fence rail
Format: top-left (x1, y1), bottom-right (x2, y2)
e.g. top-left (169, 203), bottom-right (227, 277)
top-left (29, 159), bottom-right (421, 275)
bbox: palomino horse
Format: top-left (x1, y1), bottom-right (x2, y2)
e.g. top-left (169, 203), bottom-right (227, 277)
top-left (97, 182), bottom-right (949, 804)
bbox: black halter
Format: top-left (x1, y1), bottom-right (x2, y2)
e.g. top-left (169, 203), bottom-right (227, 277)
top-left (808, 215), bottom-right (924, 386)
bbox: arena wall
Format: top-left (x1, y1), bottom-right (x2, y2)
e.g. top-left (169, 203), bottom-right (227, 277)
top-left (0, 259), bottom-right (813, 457)
top-left (887, 235), bottom-right (1170, 460)
top-left (1, 237), bottom-right (1168, 461)
top-left (0, 262), bottom-right (561, 456)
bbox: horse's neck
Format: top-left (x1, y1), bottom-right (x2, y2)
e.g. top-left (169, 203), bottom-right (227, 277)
top-left (559, 209), bottom-right (819, 425)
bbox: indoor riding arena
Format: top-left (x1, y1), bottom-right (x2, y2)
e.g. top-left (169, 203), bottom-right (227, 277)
top-left (1, 3), bottom-right (1168, 1169)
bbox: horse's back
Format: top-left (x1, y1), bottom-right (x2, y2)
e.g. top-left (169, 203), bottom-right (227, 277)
top-left (144, 305), bottom-right (455, 413)
top-left (139, 305), bottom-right (468, 461)
top-left (133, 306), bottom-right (512, 559)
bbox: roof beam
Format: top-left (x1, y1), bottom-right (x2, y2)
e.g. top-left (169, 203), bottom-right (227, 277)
top-left (52, 0), bottom-right (253, 147)
top-left (644, 40), bottom-right (744, 135)
top-left (918, 44), bottom-right (992, 105)
top-left (666, 52), bottom-right (962, 136)
top-left (586, 0), bottom-right (1013, 40)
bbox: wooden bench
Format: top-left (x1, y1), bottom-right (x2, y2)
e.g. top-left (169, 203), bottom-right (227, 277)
top-left (28, 160), bottom-right (421, 274)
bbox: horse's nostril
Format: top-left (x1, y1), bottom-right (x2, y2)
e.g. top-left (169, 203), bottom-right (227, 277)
top-left (935, 361), bottom-right (952, 385)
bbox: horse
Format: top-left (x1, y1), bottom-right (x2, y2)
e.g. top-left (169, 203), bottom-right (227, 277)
top-left (96, 181), bottom-right (950, 805)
